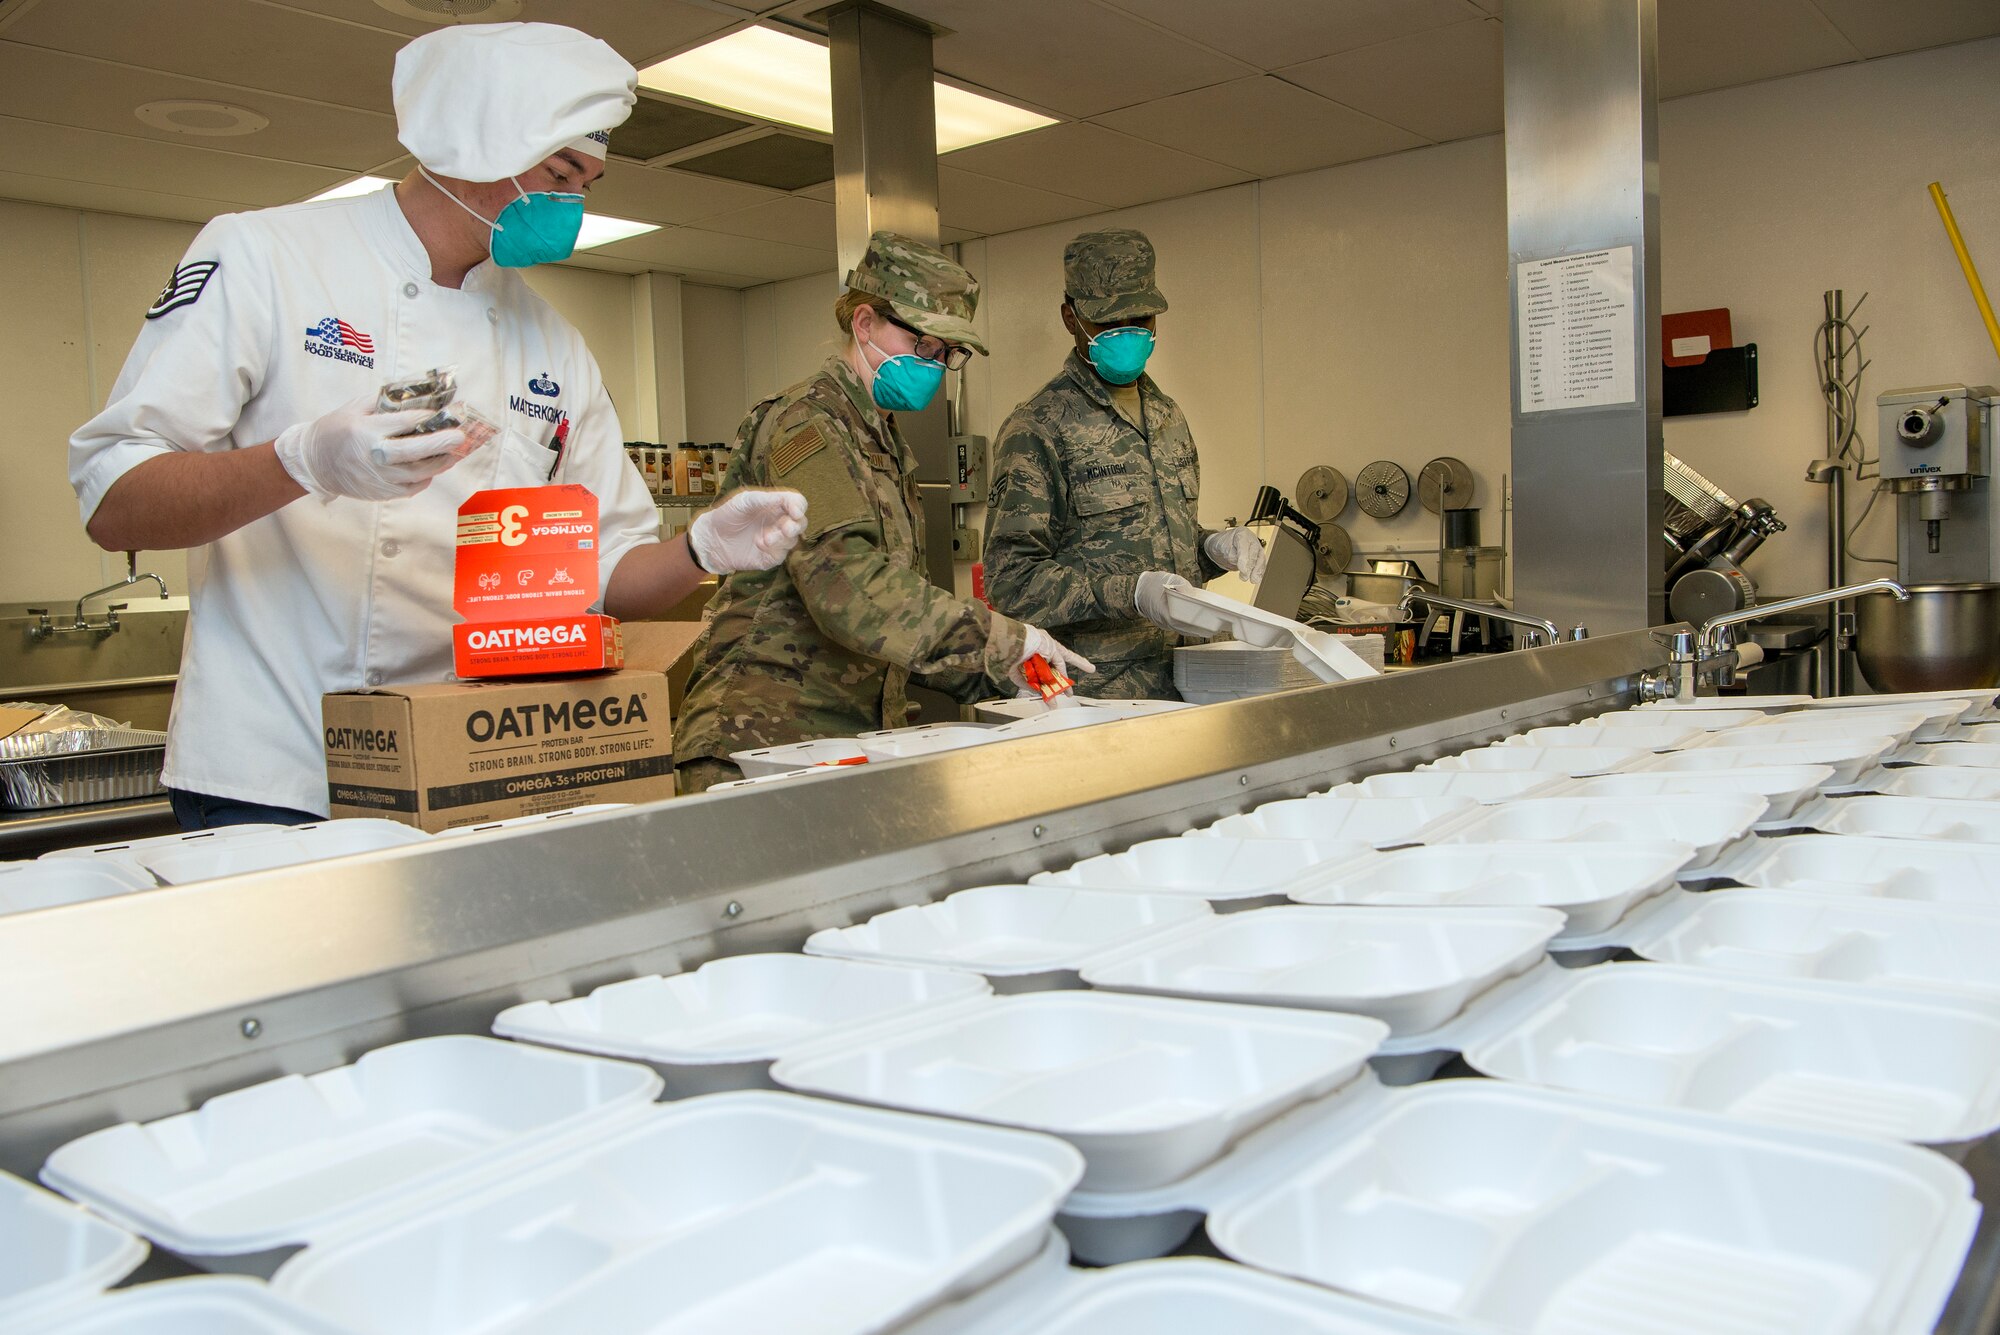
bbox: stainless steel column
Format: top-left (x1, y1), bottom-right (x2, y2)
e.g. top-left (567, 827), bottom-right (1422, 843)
top-left (1505, 0), bottom-right (1664, 633)
top-left (825, 2), bottom-right (957, 719)
top-left (826, 1), bottom-right (940, 270)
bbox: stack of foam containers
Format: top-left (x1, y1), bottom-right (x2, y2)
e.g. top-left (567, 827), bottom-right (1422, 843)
top-left (33, 1035), bottom-right (1086, 1333)
top-left (39, 817), bottom-right (430, 885)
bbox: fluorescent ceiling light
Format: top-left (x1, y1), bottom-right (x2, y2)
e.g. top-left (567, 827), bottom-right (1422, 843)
top-left (306, 174), bottom-right (395, 202)
top-left (302, 176), bottom-right (660, 250)
top-left (639, 26), bottom-right (1056, 153)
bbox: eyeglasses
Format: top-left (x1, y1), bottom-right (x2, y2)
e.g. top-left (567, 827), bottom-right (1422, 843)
top-left (886, 314), bottom-right (973, 370)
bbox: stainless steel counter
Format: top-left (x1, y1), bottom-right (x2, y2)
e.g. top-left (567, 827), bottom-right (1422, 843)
top-left (0, 795), bottom-right (176, 859)
top-left (1, 628), bottom-right (1994, 1331)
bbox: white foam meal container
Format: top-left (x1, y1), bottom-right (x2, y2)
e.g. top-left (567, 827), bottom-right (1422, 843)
top-left (117, 819), bottom-right (430, 885)
top-left (1203, 1080), bottom-right (1978, 1334)
top-left (1160, 584), bottom-right (1377, 682)
top-left (1420, 744), bottom-right (1647, 777)
top-left (40, 1035), bottom-right (663, 1266)
top-left (729, 737), bottom-right (867, 778)
top-left (1319, 770), bottom-right (1566, 803)
top-left (1894, 741), bottom-right (2000, 769)
top-left (8, 1277), bottom-right (355, 1334)
top-left (1079, 904), bottom-right (1564, 1036)
top-left (1706, 717), bottom-right (1913, 754)
top-left (1770, 698), bottom-right (1971, 742)
top-left (1192, 795), bottom-right (1473, 848)
top-left (1031, 835), bottom-right (1345, 905)
top-left (916, 1254), bottom-right (1478, 1335)
top-left (1862, 765), bottom-right (2000, 800)
top-left (771, 990), bottom-right (1387, 1192)
top-left (1631, 736), bottom-right (1888, 786)
top-left (1548, 765), bottom-right (1835, 820)
top-left (430, 803), bottom-right (629, 838)
top-left (1622, 887), bottom-right (2000, 1003)
top-left (266, 1090), bottom-right (1083, 1335)
top-left (0, 1168), bottom-right (146, 1326)
top-left (856, 724), bottom-right (1006, 761)
top-left (1778, 794), bottom-right (2000, 843)
top-left (1418, 793), bottom-right (1766, 867)
top-left (1699, 833), bottom-right (2000, 908)
top-left (974, 696), bottom-right (1191, 723)
top-left (1502, 722), bottom-right (1708, 751)
top-left (492, 953), bottom-right (992, 1094)
top-left (1287, 843), bottom-right (1693, 938)
top-left (0, 858), bottom-right (153, 916)
top-left (1591, 706), bottom-right (1775, 731)
top-left (1463, 962), bottom-right (2000, 1148)
top-left (1801, 688), bottom-right (1999, 723)
top-left (801, 884), bottom-right (1211, 989)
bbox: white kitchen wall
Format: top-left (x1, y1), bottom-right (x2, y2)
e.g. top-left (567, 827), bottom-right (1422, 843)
top-left (732, 35), bottom-right (2000, 603)
top-left (0, 195), bottom-right (658, 605)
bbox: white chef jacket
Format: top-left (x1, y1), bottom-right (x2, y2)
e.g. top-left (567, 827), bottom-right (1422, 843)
top-left (70, 185), bottom-right (660, 816)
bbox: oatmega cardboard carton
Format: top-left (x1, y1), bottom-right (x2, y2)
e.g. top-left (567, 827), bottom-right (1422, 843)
top-left (323, 669), bottom-right (672, 831)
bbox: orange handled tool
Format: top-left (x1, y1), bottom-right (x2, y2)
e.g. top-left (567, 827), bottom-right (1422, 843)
top-left (1022, 653), bottom-right (1075, 704)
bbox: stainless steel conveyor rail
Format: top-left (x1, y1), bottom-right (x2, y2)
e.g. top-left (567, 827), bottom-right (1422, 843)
top-left (0, 626), bottom-right (1995, 1332)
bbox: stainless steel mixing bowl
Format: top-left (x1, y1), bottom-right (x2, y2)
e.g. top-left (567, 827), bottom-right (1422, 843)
top-left (1855, 582), bottom-right (2000, 691)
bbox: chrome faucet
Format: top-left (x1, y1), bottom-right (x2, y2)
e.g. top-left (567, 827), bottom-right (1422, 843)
top-left (29, 554), bottom-right (171, 640)
top-left (1644, 578), bottom-right (1909, 702)
top-left (1398, 589), bottom-right (1563, 649)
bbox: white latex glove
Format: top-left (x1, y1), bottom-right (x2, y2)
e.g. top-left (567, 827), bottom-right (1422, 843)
top-left (273, 394), bottom-right (467, 503)
top-left (1205, 526), bottom-right (1268, 584)
top-left (1133, 570), bottom-right (1193, 631)
top-left (1010, 625), bottom-right (1097, 691)
top-left (689, 487), bottom-right (808, 573)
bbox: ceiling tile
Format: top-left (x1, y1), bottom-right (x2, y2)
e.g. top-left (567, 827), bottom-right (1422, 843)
top-left (1657, 0), bottom-right (1860, 97)
top-left (1094, 76), bottom-right (1423, 178)
top-left (693, 195), bottom-right (834, 249)
top-left (889, 0), bottom-right (1251, 117)
top-left (674, 133), bottom-right (835, 192)
top-left (1279, 17), bottom-right (1502, 142)
top-left (942, 120), bottom-right (1248, 209)
top-left (0, 167), bottom-right (235, 225)
top-left (553, 250), bottom-right (650, 276)
top-left (614, 95), bottom-right (753, 161)
top-left (0, 116), bottom-right (346, 205)
top-left (941, 224), bottom-right (979, 244)
top-left (587, 160), bottom-right (780, 227)
top-left (0, 42), bottom-right (403, 170)
top-left (937, 165), bottom-right (1101, 236)
top-left (594, 226), bottom-right (830, 282)
top-left (4, 0), bottom-right (403, 113)
top-left (1808, 0), bottom-right (2000, 58)
top-left (1099, 0), bottom-right (1485, 70)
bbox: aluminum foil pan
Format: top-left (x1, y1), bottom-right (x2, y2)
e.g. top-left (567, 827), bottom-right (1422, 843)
top-left (0, 730), bottom-right (167, 809)
top-left (0, 704), bottom-right (139, 760)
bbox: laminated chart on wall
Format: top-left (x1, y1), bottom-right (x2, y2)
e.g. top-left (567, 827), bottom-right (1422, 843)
top-left (1516, 246), bottom-right (1636, 412)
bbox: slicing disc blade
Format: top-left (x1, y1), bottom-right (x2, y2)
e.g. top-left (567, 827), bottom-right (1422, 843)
top-left (1419, 455), bottom-right (1475, 514)
top-left (1296, 465), bottom-right (1349, 523)
top-left (1355, 460), bottom-right (1411, 519)
top-left (1314, 522), bottom-right (1354, 577)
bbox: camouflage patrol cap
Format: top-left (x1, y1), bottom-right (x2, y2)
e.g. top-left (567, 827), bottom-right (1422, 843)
top-left (843, 230), bottom-right (988, 355)
top-left (1064, 227), bottom-right (1167, 322)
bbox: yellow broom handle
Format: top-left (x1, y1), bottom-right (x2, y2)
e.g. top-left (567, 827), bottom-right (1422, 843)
top-left (1930, 181), bottom-right (2000, 367)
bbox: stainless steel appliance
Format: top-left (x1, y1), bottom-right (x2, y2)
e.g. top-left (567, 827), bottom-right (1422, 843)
top-left (1860, 384), bottom-right (2000, 690)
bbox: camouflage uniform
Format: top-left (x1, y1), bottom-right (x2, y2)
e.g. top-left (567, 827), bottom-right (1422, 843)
top-left (983, 229), bottom-right (1221, 700)
top-left (675, 234), bottom-right (1027, 791)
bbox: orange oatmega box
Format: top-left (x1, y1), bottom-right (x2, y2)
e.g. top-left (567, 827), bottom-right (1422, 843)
top-left (452, 485), bottom-right (623, 678)
top-left (322, 669), bottom-right (673, 831)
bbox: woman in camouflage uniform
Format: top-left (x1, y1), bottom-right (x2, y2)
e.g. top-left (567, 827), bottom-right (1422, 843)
top-left (674, 232), bottom-right (1090, 793)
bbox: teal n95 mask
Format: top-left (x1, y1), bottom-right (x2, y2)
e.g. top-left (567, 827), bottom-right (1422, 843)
top-left (1086, 326), bottom-right (1155, 385)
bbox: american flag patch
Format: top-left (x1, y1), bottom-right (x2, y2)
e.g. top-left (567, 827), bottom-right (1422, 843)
top-left (769, 423), bottom-right (826, 476)
top-left (306, 316), bottom-right (376, 353)
top-left (145, 260), bottom-right (218, 319)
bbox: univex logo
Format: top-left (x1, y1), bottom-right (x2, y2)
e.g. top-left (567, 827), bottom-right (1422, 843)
top-left (465, 693), bottom-right (649, 742)
top-left (325, 725), bottom-right (398, 753)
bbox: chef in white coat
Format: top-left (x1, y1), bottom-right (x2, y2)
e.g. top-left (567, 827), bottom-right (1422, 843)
top-left (70, 22), bottom-right (806, 829)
